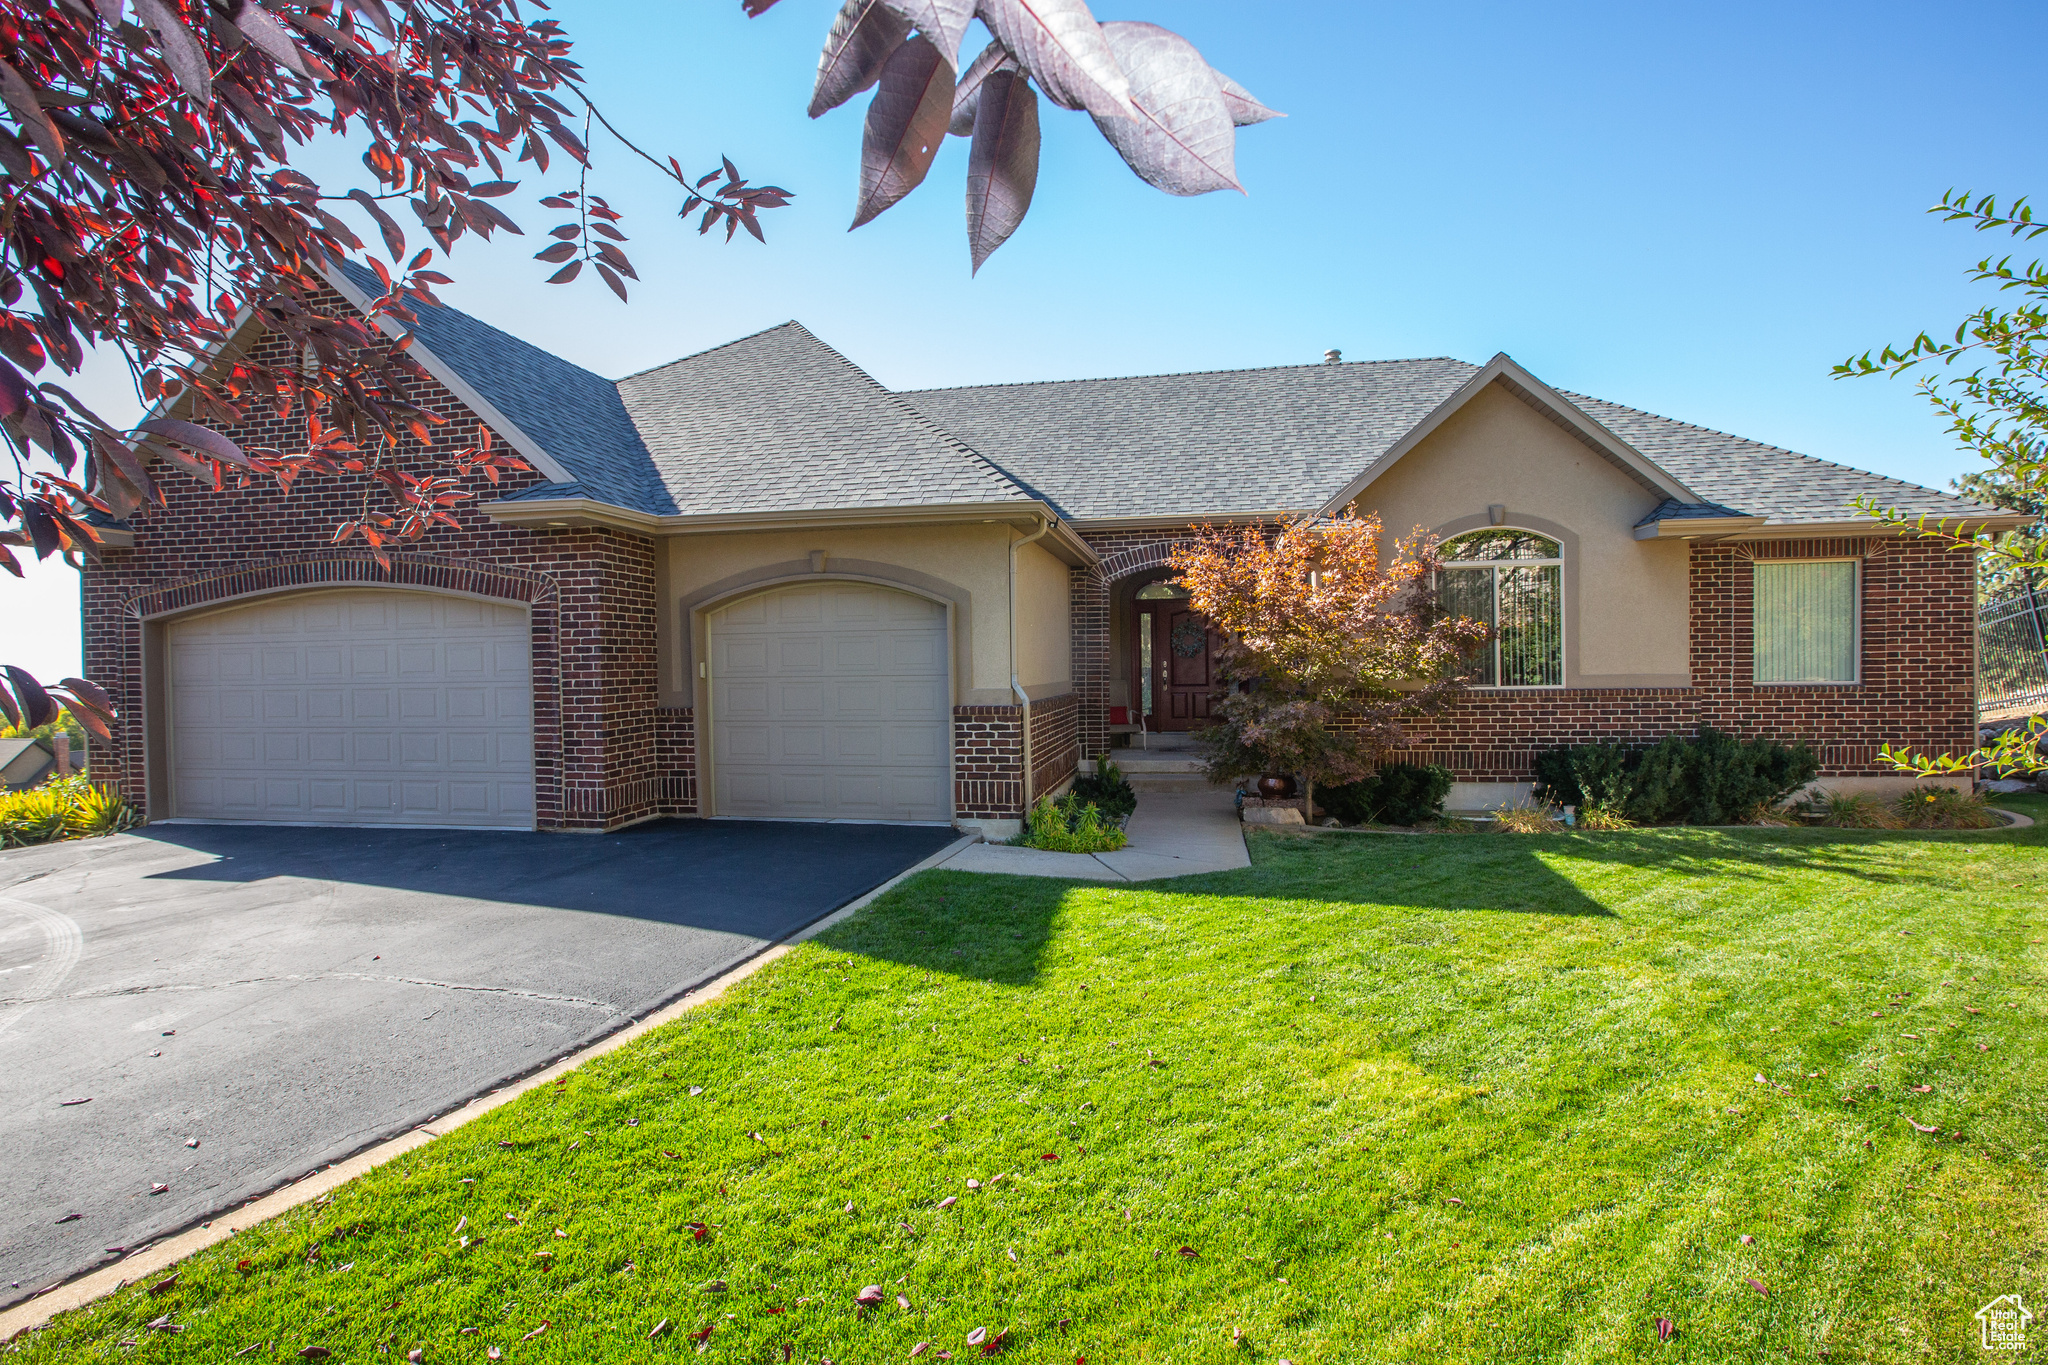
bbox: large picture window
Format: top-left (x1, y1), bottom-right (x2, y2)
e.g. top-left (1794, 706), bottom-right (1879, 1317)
top-left (1754, 559), bottom-right (1858, 683)
top-left (1438, 529), bottom-right (1564, 687)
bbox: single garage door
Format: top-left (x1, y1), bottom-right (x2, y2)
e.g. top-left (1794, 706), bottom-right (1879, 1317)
top-left (709, 582), bottom-right (950, 822)
top-left (168, 589), bottom-right (534, 827)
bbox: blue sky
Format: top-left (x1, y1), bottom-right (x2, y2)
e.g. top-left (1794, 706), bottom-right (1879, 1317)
top-left (5, 0), bottom-right (2043, 678)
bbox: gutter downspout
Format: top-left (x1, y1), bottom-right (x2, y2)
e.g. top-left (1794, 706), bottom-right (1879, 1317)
top-left (1009, 516), bottom-right (1051, 820)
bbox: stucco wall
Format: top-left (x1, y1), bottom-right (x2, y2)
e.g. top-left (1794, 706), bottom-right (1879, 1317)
top-left (1353, 381), bottom-right (1693, 686)
top-left (660, 522), bottom-right (1037, 708)
top-left (1014, 537), bottom-right (1073, 694)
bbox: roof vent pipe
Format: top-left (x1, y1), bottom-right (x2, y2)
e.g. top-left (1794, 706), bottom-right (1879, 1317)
top-left (1324, 349), bottom-right (1342, 365)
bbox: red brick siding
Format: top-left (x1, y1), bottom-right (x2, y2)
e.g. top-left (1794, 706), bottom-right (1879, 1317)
top-left (1029, 691), bottom-right (1081, 797)
top-left (1070, 529), bottom-right (1979, 782)
top-left (79, 299), bottom-right (684, 831)
top-left (953, 704), bottom-right (1022, 820)
top-left (654, 707), bottom-right (698, 815)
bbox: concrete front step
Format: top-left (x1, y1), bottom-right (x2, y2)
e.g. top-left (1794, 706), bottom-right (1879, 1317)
top-left (1128, 775), bottom-right (1216, 793)
top-left (1083, 756), bottom-right (1205, 775)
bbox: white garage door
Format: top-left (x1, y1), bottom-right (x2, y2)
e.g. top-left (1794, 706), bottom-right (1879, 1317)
top-left (168, 589), bottom-right (535, 828)
top-left (710, 582), bottom-right (950, 822)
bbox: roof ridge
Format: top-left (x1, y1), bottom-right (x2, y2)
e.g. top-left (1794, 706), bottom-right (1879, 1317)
top-left (779, 326), bottom-right (1045, 507)
top-left (613, 319), bottom-right (812, 384)
top-left (1564, 388), bottom-right (1996, 510)
top-left (898, 355), bottom-right (1477, 396)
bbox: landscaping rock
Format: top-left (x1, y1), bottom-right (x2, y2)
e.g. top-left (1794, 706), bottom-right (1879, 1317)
top-left (1242, 804), bottom-right (1305, 826)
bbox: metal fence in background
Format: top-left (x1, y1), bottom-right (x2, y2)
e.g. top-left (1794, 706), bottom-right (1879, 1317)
top-left (1980, 584), bottom-right (2048, 719)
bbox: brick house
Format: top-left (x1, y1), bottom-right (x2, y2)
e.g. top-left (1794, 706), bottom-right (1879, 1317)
top-left (78, 265), bottom-right (2026, 835)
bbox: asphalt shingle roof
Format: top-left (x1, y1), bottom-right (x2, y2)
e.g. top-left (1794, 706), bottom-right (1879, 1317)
top-left (614, 323), bottom-right (1035, 516)
top-left (335, 266), bottom-right (2004, 530)
top-left (335, 261), bottom-right (668, 513)
top-left (903, 359), bottom-right (1479, 522)
top-left (1563, 392), bottom-right (2002, 526)
top-left (907, 362), bottom-right (2004, 527)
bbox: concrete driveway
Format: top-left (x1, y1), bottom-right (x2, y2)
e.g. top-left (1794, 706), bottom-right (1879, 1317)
top-left (0, 819), bottom-right (959, 1309)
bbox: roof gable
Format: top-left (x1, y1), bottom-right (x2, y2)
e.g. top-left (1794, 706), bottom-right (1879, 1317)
top-left (328, 261), bottom-right (665, 510)
top-left (1315, 353), bottom-right (1701, 516)
top-left (904, 357), bottom-right (1479, 522)
top-left (615, 322), bottom-right (1036, 517)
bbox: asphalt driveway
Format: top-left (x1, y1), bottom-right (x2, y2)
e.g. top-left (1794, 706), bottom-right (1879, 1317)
top-left (0, 818), bottom-right (959, 1309)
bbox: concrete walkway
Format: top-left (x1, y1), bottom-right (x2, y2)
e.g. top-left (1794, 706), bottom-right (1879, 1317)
top-left (939, 787), bottom-right (1250, 882)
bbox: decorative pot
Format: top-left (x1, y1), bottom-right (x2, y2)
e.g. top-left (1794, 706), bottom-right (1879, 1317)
top-left (1256, 774), bottom-right (1296, 800)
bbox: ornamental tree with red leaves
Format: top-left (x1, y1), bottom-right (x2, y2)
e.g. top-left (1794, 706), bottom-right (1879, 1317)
top-left (0, 0), bottom-right (785, 587)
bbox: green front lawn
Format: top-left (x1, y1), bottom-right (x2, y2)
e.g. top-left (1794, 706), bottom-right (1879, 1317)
top-left (15, 812), bottom-right (2046, 1363)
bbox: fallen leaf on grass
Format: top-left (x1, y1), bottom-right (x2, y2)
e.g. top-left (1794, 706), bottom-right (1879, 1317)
top-left (148, 1274), bottom-right (179, 1295)
top-left (690, 1325), bottom-right (713, 1345)
top-left (844, 1201), bottom-right (857, 1214)
top-left (296, 1348), bottom-right (328, 1359)
top-left (1745, 1278), bottom-right (1768, 1296)
top-left (1964, 1006), bottom-right (1982, 1015)
top-left (1445, 1197), bottom-right (1464, 1206)
top-left (1902, 1033), bottom-right (1921, 1040)
top-left (236, 1259), bottom-right (252, 1271)
top-left (912, 1346), bottom-right (930, 1359)
top-left (967, 1328), bottom-right (988, 1345)
top-left (1911, 1084), bottom-right (1933, 1093)
top-left (1040, 1153), bottom-right (1059, 1162)
top-left (857, 1285), bottom-right (886, 1307)
top-left (1007, 1248), bottom-right (1018, 1262)
top-left (649, 1319), bottom-right (670, 1339)
top-left (1656, 1317), bottom-right (1675, 1341)
top-left (144, 1315), bottom-right (183, 1334)
top-left (980, 1328), bottom-right (1009, 1355)
top-left (1738, 1234), bottom-right (1754, 1245)
top-left (899, 1294), bottom-right (912, 1309)
top-left (938, 1196), bottom-right (958, 1210)
top-left (686, 1221), bottom-right (710, 1242)
top-left (1904, 1115), bottom-right (1941, 1134)
top-left (487, 1350), bottom-right (501, 1362)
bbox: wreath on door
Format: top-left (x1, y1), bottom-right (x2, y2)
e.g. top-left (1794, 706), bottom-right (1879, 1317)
top-left (1171, 618), bottom-right (1207, 658)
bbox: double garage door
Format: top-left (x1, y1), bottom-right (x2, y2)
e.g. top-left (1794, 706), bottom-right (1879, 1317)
top-left (709, 583), bottom-right (951, 822)
top-left (167, 589), bottom-right (535, 828)
top-left (164, 582), bottom-right (952, 828)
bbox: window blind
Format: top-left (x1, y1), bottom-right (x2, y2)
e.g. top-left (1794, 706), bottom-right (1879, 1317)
top-left (1754, 561), bottom-right (1856, 683)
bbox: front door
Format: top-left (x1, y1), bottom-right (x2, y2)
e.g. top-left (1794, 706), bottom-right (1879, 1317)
top-left (1135, 602), bottom-right (1223, 731)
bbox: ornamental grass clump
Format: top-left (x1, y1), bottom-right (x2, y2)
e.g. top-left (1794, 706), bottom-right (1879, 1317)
top-left (1893, 784), bottom-right (2002, 830)
top-left (0, 775), bottom-right (138, 848)
top-left (1018, 793), bottom-right (1129, 854)
top-left (1491, 803), bottom-right (1564, 834)
top-left (1805, 790), bottom-right (1901, 829)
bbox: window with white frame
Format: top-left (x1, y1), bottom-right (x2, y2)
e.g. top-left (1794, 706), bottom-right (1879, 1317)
top-left (1438, 529), bottom-right (1564, 687)
top-left (1753, 559), bottom-right (1858, 683)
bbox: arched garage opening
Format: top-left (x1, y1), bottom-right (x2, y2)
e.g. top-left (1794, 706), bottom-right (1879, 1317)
top-left (703, 580), bottom-right (951, 822)
top-left (161, 587), bottom-right (535, 828)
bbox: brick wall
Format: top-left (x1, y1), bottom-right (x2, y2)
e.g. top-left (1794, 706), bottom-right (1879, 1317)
top-left (953, 704), bottom-right (1022, 820)
top-left (1029, 691), bottom-right (1081, 797)
top-left (80, 297), bottom-right (686, 831)
top-left (1069, 529), bottom-right (1979, 782)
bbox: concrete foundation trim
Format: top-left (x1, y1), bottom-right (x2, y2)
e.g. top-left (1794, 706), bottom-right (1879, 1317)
top-left (0, 833), bottom-right (978, 1343)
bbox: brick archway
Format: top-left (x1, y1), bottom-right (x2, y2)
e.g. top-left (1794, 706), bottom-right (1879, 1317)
top-left (1095, 539), bottom-right (1201, 585)
top-left (112, 552), bottom-right (565, 827)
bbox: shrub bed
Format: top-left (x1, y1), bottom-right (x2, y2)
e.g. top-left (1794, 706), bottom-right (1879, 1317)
top-left (1319, 762), bottom-right (1454, 826)
top-left (0, 774), bottom-right (137, 848)
top-left (1534, 728), bottom-right (1819, 826)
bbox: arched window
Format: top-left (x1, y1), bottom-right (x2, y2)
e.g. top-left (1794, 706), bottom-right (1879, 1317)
top-left (1439, 529), bottom-right (1564, 687)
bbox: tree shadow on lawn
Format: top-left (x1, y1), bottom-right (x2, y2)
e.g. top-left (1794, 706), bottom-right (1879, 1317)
top-left (815, 840), bottom-right (1615, 987)
top-left (819, 822), bottom-right (2036, 987)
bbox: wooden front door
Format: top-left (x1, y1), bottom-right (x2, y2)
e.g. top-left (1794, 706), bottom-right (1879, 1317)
top-left (1136, 603), bottom-right (1222, 731)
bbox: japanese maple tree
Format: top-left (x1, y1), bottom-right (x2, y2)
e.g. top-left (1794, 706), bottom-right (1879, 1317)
top-left (1167, 515), bottom-right (1487, 818)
